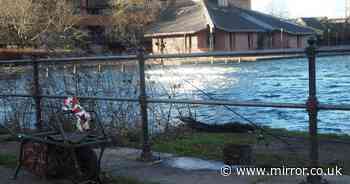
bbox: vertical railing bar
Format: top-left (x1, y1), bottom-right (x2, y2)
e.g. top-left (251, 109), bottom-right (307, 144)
top-left (32, 57), bottom-right (42, 130)
top-left (305, 37), bottom-right (323, 184)
top-left (138, 50), bottom-right (152, 161)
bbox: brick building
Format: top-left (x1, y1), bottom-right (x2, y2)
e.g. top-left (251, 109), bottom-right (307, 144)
top-left (145, 0), bottom-right (314, 54)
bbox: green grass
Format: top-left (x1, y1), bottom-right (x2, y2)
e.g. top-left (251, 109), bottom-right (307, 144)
top-left (152, 131), bottom-right (350, 174)
top-left (266, 128), bottom-right (350, 141)
top-left (153, 132), bottom-right (297, 167)
top-left (0, 153), bottom-right (17, 168)
top-left (153, 132), bottom-right (256, 160)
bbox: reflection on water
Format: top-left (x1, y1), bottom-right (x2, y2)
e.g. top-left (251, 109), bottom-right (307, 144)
top-left (147, 55), bottom-right (350, 134)
top-left (1, 55), bottom-right (350, 134)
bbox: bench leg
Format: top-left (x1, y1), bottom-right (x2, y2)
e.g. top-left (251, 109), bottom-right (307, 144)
top-left (97, 146), bottom-right (105, 184)
top-left (13, 142), bottom-right (24, 180)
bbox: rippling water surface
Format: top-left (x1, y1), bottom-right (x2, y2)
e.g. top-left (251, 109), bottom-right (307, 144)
top-left (1, 55), bottom-right (350, 134)
top-left (147, 55), bottom-right (350, 134)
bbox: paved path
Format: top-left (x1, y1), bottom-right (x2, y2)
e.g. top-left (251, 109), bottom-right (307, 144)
top-left (1, 142), bottom-right (349, 184)
top-left (101, 148), bottom-right (350, 184)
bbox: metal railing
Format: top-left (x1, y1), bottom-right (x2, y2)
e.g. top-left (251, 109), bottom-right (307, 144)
top-left (1, 38), bottom-right (350, 183)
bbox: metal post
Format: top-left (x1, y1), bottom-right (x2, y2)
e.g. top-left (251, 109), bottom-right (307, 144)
top-left (305, 37), bottom-right (323, 184)
top-left (327, 29), bottom-right (331, 46)
top-left (209, 27), bottom-right (215, 52)
top-left (138, 50), bottom-right (152, 161)
top-left (281, 28), bottom-right (284, 48)
top-left (32, 58), bottom-right (43, 130)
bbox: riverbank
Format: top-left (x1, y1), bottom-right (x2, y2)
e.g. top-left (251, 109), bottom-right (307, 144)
top-left (151, 127), bottom-right (350, 175)
top-left (2, 127), bottom-right (350, 172)
top-left (0, 143), bottom-right (158, 184)
top-left (1, 144), bottom-right (349, 184)
top-left (1, 132), bottom-right (350, 184)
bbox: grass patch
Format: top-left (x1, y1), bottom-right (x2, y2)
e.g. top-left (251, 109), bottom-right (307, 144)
top-left (152, 131), bottom-right (350, 174)
top-left (0, 153), bottom-right (17, 168)
top-left (153, 132), bottom-right (256, 160)
top-left (266, 128), bottom-right (350, 141)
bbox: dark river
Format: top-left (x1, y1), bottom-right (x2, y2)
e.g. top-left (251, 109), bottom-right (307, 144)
top-left (1, 55), bottom-right (350, 134)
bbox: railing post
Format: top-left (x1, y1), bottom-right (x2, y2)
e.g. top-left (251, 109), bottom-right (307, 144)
top-left (138, 50), bottom-right (152, 161)
top-left (32, 57), bottom-right (42, 130)
top-left (305, 37), bottom-right (323, 184)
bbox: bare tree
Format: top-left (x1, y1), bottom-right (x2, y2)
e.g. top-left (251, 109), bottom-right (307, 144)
top-left (265, 0), bottom-right (290, 19)
top-left (0, 0), bottom-right (86, 50)
top-left (108, 0), bottom-right (160, 49)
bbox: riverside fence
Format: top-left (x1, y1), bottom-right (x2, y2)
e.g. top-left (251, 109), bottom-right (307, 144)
top-left (1, 38), bottom-right (350, 183)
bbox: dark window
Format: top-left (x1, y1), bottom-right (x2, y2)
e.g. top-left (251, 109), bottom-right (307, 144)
top-left (229, 33), bottom-right (235, 50)
top-left (207, 32), bottom-right (210, 47)
top-left (248, 33), bottom-right (252, 49)
top-left (257, 33), bottom-right (264, 49)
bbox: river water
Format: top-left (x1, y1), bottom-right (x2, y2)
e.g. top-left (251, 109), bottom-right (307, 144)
top-left (1, 55), bottom-right (350, 134)
top-left (147, 55), bottom-right (350, 134)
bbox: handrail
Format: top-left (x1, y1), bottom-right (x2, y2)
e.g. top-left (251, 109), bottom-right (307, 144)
top-left (2, 94), bottom-right (350, 111)
top-left (0, 55), bottom-right (138, 66)
top-left (1, 46), bottom-right (350, 66)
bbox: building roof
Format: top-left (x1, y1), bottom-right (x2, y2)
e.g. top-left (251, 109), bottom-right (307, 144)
top-left (145, 0), bottom-right (314, 37)
top-left (145, 0), bottom-right (208, 36)
top-left (205, 1), bottom-right (266, 32)
top-left (299, 17), bottom-right (325, 31)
